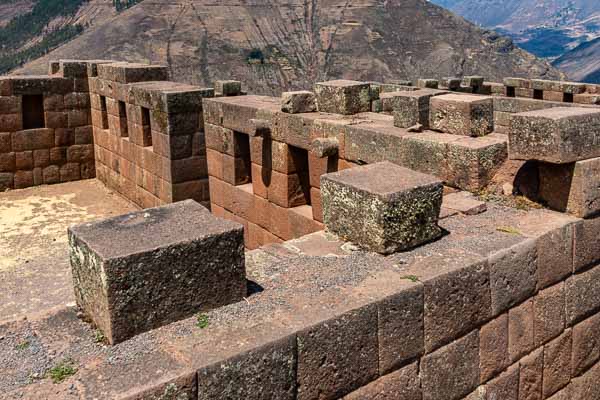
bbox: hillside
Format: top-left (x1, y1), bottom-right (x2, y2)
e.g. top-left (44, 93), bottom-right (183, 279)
top-left (14, 0), bottom-right (562, 95)
top-left (554, 36), bottom-right (600, 83)
top-left (0, 0), bottom-right (140, 74)
top-left (430, 0), bottom-right (600, 60)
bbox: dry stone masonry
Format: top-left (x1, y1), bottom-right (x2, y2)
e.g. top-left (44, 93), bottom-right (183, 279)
top-left (2, 59), bottom-right (600, 400)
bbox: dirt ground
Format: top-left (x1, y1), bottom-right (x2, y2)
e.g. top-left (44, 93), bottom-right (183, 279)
top-left (0, 179), bottom-right (138, 323)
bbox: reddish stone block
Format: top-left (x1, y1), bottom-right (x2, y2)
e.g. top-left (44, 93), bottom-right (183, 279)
top-left (534, 282), bottom-right (566, 347)
top-left (0, 113), bottom-right (22, 132)
top-left (14, 169), bottom-right (33, 188)
top-left (151, 132), bottom-right (192, 160)
top-left (536, 223), bottom-right (574, 290)
top-left (508, 300), bottom-right (535, 362)
top-left (60, 162), bottom-right (81, 182)
top-left (268, 170), bottom-right (310, 208)
top-left (479, 313), bottom-right (509, 383)
top-left (44, 111), bottom-right (68, 128)
top-left (519, 348), bottom-right (543, 400)
top-left (80, 161), bottom-right (95, 180)
top-left (129, 122), bottom-right (151, 145)
top-left (50, 147), bottom-right (67, 164)
top-left (0, 132), bottom-right (11, 153)
top-left (251, 163), bottom-right (269, 199)
top-left (42, 165), bottom-right (60, 184)
top-left (343, 362), bottom-right (421, 400)
top-left (543, 330), bottom-right (572, 398)
top-left (32, 167), bottom-right (42, 186)
top-left (289, 205), bottom-right (324, 238)
top-left (208, 176), bottom-right (226, 207)
top-left (269, 202), bottom-right (293, 241)
top-left (170, 156), bottom-right (207, 184)
top-left (0, 152), bottom-right (15, 172)
top-left (270, 141), bottom-right (308, 174)
top-left (33, 149), bottom-right (50, 168)
top-left (15, 151), bottom-right (33, 170)
top-left (252, 195), bottom-right (271, 229)
top-left (572, 312), bottom-right (600, 377)
top-left (250, 136), bottom-right (268, 166)
top-left (172, 179), bottom-right (209, 203)
top-left (573, 217), bottom-right (600, 272)
top-left (0, 96), bottom-right (21, 114)
top-left (310, 187), bottom-right (323, 222)
top-left (0, 172), bottom-right (13, 190)
top-left (308, 153), bottom-right (338, 188)
top-left (222, 153), bottom-right (251, 186)
top-left (67, 144), bottom-right (94, 163)
top-left (54, 128), bottom-right (74, 146)
top-left (74, 126), bottom-right (93, 144)
top-left (206, 148), bottom-right (224, 179)
top-left (229, 184), bottom-right (255, 222)
top-left (12, 128), bottom-right (54, 151)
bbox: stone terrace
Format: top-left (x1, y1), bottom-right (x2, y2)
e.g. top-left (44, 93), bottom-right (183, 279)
top-left (1, 63), bottom-right (600, 400)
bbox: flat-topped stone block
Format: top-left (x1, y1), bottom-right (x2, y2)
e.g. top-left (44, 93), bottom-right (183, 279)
top-left (68, 200), bottom-right (246, 344)
top-left (509, 107), bottom-right (600, 163)
top-left (429, 94), bottom-right (494, 137)
top-left (417, 79), bottom-right (439, 89)
top-left (392, 89), bottom-right (443, 128)
top-left (538, 158), bottom-right (600, 218)
top-left (321, 161), bottom-right (443, 254)
top-left (215, 80), bottom-right (242, 96)
top-left (314, 80), bottom-right (371, 115)
top-left (97, 62), bottom-right (169, 83)
top-left (281, 91), bottom-right (316, 114)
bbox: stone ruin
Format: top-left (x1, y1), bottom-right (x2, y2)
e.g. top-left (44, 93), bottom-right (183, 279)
top-left (1, 61), bottom-right (600, 399)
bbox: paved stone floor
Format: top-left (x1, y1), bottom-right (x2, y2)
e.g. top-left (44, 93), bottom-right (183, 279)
top-left (0, 179), bottom-right (138, 323)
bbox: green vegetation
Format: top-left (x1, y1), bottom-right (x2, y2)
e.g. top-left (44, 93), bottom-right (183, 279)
top-left (196, 313), bottom-right (209, 329)
top-left (113, 0), bottom-right (143, 12)
top-left (400, 275), bottom-right (420, 283)
top-left (15, 340), bottom-right (30, 351)
top-left (496, 226), bottom-right (521, 235)
top-left (93, 329), bottom-right (106, 344)
top-left (47, 359), bottom-right (77, 384)
top-left (0, 0), bottom-right (87, 74)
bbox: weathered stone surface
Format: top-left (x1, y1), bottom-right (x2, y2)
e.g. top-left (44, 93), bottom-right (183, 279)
top-left (392, 89), bottom-right (438, 128)
top-left (314, 80), bottom-right (371, 115)
top-left (441, 77), bottom-right (462, 90)
top-left (571, 312), bottom-right (600, 377)
top-left (573, 217), bottom-right (600, 271)
top-left (97, 62), bottom-right (169, 84)
top-left (417, 79), bottom-right (439, 89)
top-left (377, 284), bottom-right (424, 374)
top-left (508, 300), bottom-right (535, 362)
top-left (519, 348), bottom-right (543, 400)
top-left (321, 162), bottom-right (443, 254)
top-left (442, 191), bottom-right (487, 215)
top-left (504, 77), bottom-right (531, 89)
top-left (197, 335), bottom-right (297, 400)
top-left (509, 107), bottom-right (600, 163)
top-left (543, 329), bottom-right (572, 398)
top-left (538, 158), bottom-right (600, 218)
top-left (533, 282), bottom-right (565, 346)
top-left (420, 330), bottom-right (479, 400)
top-left (423, 259), bottom-right (491, 352)
top-left (570, 360), bottom-right (600, 399)
top-left (69, 200), bottom-right (246, 344)
top-left (488, 239), bottom-right (537, 315)
top-left (281, 91), bottom-right (316, 114)
top-left (484, 364), bottom-right (519, 400)
top-left (536, 223), bottom-right (574, 290)
top-left (430, 94), bottom-right (494, 137)
top-left (479, 313), bottom-right (510, 383)
top-left (342, 362), bottom-right (421, 400)
top-left (565, 264), bottom-right (600, 326)
top-left (310, 137), bottom-right (339, 158)
top-left (297, 304), bottom-right (379, 400)
top-left (215, 80), bottom-right (242, 96)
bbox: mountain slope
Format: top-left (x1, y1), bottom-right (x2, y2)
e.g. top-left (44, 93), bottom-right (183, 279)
top-left (554, 36), bottom-right (600, 82)
top-left (15, 0), bottom-right (562, 95)
top-left (429, 0), bottom-right (600, 60)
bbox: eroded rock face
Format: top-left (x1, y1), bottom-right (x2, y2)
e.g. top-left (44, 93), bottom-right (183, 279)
top-left (321, 161), bottom-right (443, 254)
top-left (314, 80), bottom-right (371, 115)
top-left (69, 199), bottom-right (246, 344)
top-left (429, 93), bottom-right (494, 137)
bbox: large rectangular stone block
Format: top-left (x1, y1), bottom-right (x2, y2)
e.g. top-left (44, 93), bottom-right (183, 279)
top-left (69, 200), bottom-right (246, 344)
top-left (538, 158), bottom-right (600, 218)
top-left (321, 161), bottom-right (443, 254)
top-left (314, 80), bottom-right (371, 115)
top-left (509, 107), bottom-right (600, 163)
top-left (392, 89), bottom-right (439, 128)
top-left (429, 94), bottom-right (494, 137)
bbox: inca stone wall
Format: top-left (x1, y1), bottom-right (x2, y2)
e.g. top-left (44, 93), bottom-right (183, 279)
top-left (0, 60), bottom-right (95, 190)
